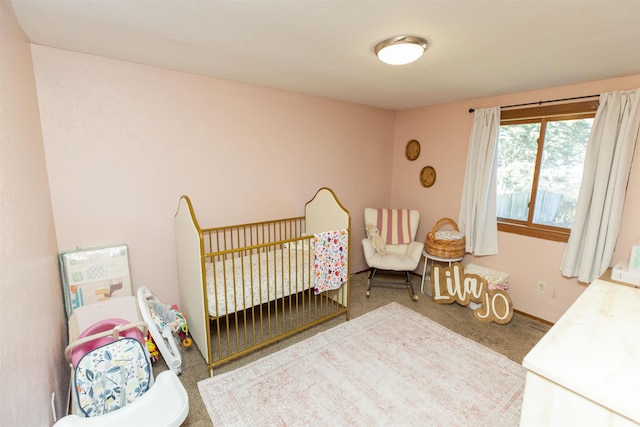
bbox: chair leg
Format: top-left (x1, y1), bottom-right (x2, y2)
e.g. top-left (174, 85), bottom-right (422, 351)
top-left (405, 271), bottom-right (419, 302)
top-left (366, 268), bottom-right (418, 302)
top-left (366, 268), bottom-right (376, 297)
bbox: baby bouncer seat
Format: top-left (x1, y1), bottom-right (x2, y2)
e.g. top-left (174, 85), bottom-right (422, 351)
top-left (67, 318), bottom-right (152, 417)
top-left (55, 296), bottom-right (189, 426)
top-left (137, 286), bottom-right (189, 374)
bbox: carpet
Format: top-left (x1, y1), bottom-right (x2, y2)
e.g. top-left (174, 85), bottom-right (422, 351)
top-left (198, 302), bottom-right (526, 426)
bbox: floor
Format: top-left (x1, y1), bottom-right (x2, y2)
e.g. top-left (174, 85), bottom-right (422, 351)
top-left (154, 271), bottom-right (550, 426)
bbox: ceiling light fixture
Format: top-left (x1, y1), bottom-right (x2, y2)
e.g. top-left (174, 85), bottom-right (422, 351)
top-left (374, 35), bottom-right (428, 65)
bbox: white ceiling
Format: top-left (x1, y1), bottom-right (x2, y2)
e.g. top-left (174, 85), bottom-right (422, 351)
top-left (9, 0), bottom-right (640, 110)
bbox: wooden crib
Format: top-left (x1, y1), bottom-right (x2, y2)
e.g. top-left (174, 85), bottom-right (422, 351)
top-left (174, 187), bottom-right (351, 374)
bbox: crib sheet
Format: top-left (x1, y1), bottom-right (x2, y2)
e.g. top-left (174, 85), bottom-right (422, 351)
top-left (205, 243), bottom-right (313, 317)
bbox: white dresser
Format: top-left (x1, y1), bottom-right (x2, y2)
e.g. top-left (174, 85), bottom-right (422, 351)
top-left (520, 272), bottom-right (640, 426)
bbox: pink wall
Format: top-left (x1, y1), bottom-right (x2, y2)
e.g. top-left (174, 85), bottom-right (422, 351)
top-left (0, 1), bottom-right (68, 424)
top-left (31, 46), bottom-right (397, 305)
top-left (31, 44), bottom-right (640, 325)
top-left (393, 74), bottom-right (640, 322)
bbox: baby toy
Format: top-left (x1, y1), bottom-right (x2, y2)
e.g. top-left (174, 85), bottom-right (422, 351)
top-left (366, 223), bottom-right (388, 256)
top-left (178, 323), bottom-right (193, 348)
top-left (146, 333), bottom-right (159, 363)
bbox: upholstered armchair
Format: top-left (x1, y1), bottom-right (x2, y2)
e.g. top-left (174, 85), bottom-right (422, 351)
top-left (362, 208), bottom-right (422, 301)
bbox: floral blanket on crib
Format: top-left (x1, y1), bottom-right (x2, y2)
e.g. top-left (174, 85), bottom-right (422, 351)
top-left (75, 337), bottom-right (151, 417)
top-left (313, 228), bottom-right (348, 294)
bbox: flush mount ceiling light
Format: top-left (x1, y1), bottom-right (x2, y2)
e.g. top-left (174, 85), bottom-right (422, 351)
top-left (374, 35), bottom-right (428, 65)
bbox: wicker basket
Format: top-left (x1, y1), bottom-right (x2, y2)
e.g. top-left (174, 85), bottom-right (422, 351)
top-left (424, 218), bottom-right (466, 258)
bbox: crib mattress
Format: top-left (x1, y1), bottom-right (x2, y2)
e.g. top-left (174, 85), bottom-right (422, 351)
top-left (205, 244), bottom-right (313, 317)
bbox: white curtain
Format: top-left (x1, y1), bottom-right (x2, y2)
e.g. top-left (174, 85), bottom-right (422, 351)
top-left (458, 107), bottom-right (500, 256)
top-left (561, 89), bottom-right (640, 283)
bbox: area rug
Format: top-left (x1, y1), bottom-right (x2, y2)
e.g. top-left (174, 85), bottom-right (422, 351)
top-left (198, 302), bottom-right (526, 426)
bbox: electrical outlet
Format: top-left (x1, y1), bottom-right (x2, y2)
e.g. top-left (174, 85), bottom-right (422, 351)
top-left (537, 281), bottom-right (546, 293)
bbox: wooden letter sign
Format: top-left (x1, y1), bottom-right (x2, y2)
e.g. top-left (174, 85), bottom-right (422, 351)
top-left (431, 262), bottom-right (513, 324)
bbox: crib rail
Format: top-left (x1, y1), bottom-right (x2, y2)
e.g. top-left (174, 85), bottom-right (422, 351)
top-left (203, 216), bottom-right (305, 254)
top-left (201, 217), bottom-right (349, 368)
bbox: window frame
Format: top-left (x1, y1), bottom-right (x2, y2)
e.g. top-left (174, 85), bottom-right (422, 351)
top-left (497, 100), bottom-right (598, 242)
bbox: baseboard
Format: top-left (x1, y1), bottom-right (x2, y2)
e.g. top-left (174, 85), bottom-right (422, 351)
top-left (513, 309), bottom-right (554, 326)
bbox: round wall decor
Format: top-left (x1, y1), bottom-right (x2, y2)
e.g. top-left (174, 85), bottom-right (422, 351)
top-left (420, 165), bottom-right (436, 187)
top-left (405, 139), bottom-right (421, 161)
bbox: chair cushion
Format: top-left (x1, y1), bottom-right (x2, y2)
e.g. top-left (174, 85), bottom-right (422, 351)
top-left (363, 240), bottom-right (423, 271)
top-left (366, 251), bottom-right (420, 271)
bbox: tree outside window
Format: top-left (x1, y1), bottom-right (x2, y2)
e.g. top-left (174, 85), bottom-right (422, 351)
top-left (496, 101), bottom-right (596, 242)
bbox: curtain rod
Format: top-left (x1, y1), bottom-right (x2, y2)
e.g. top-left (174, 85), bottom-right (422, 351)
top-left (468, 94), bottom-right (599, 113)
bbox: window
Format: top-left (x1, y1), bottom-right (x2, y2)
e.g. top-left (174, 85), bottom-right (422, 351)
top-left (496, 101), bottom-right (597, 242)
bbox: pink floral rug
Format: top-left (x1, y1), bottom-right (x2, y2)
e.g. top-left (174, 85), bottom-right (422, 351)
top-left (198, 302), bottom-right (525, 426)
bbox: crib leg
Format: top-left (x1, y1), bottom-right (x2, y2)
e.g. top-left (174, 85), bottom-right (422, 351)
top-left (366, 268), bottom-right (376, 297)
top-left (406, 271), bottom-right (419, 301)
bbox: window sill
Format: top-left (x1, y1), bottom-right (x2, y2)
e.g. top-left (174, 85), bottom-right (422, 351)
top-left (497, 222), bottom-right (570, 243)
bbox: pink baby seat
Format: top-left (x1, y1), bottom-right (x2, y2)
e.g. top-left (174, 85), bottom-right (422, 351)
top-left (69, 318), bottom-right (146, 367)
top-left (65, 318), bottom-right (151, 417)
top-left (57, 297), bottom-right (189, 426)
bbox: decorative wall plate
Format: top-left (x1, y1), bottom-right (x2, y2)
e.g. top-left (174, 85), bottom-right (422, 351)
top-left (405, 139), bottom-right (421, 161)
top-left (420, 166), bottom-right (436, 188)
